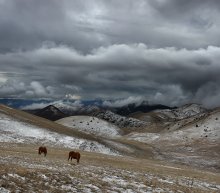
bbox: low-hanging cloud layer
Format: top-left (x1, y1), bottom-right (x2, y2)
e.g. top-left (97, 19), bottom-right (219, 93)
top-left (1, 0), bottom-right (220, 107)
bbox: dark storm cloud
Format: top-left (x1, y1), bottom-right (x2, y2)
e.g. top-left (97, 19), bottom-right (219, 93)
top-left (1, 0), bottom-right (220, 53)
top-left (1, 44), bottom-right (220, 107)
top-left (0, 0), bottom-right (110, 53)
top-left (1, 0), bottom-right (220, 107)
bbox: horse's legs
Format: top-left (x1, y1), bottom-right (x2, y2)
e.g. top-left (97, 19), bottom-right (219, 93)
top-left (77, 154), bottom-right (80, 164)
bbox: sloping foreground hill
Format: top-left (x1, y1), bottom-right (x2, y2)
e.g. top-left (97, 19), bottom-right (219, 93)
top-left (0, 143), bottom-right (220, 192)
top-left (0, 104), bottom-right (117, 155)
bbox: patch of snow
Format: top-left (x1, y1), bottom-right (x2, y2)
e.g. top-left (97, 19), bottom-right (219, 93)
top-left (0, 187), bottom-right (10, 193)
top-left (61, 184), bottom-right (77, 192)
top-left (8, 173), bottom-right (25, 181)
top-left (126, 132), bottom-right (160, 143)
top-left (84, 184), bottom-right (100, 192)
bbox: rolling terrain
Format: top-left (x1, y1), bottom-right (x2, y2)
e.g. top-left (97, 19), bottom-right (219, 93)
top-left (128, 104), bottom-right (220, 171)
top-left (0, 103), bottom-right (220, 192)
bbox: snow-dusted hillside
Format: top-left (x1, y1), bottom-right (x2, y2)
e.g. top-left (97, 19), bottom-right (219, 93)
top-left (154, 103), bottom-right (206, 120)
top-left (94, 110), bottom-right (147, 128)
top-left (126, 109), bottom-right (220, 170)
top-left (56, 116), bottom-right (120, 138)
top-left (0, 112), bottom-right (118, 155)
top-left (128, 109), bottom-right (220, 144)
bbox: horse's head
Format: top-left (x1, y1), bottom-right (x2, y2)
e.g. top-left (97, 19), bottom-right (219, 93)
top-left (38, 146), bottom-right (47, 156)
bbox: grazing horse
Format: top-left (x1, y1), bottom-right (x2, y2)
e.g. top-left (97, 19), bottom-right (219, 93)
top-left (38, 146), bottom-right (47, 157)
top-left (68, 151), bottom-right (80, 163)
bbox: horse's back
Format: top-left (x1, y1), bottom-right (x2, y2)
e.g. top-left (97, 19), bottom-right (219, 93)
top-left (69, 151), bottom-right (80, 158)
top-left (69, 151), bottom-right (80, 160)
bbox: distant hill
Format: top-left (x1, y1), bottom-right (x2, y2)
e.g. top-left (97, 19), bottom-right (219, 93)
top-left (35, 105), bottom-right (66, 121)
top-left (0, 98), bottom-right (174, 118)
top-left (93, 110), bottom-right (147, 129)
top-left (56, 115), bottom-right (120, 138)
top-left (114, 102), bottom-right (172, 116)
top-left (53, 103), bottom-right (101, 116)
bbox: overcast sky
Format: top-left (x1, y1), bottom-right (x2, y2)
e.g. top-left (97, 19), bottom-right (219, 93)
top-left (1, 0), bottom-right (220, 107)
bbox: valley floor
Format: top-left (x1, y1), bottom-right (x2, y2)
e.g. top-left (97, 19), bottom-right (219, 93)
top-left (0, 143), bottom-right (220, 193)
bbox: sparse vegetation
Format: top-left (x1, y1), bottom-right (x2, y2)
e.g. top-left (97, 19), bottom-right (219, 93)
top-left (0, 143), bottom-right (220, 193)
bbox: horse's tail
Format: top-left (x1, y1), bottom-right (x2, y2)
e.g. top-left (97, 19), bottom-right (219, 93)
top-left (44, 147), bottom-right (47, 156)
top-left (38, 147), bottom-right (41, 155)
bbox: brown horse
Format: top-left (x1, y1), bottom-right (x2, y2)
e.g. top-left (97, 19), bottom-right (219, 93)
top-left (68, 151), bottom-right (80, 163)
top-left (38, 146), bottom-right (47, 157)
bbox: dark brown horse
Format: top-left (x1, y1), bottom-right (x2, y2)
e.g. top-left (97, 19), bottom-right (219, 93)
top-left (68, 151), bottom-right (80, 163)
top-left (38, 146), bottom-right (47, 157)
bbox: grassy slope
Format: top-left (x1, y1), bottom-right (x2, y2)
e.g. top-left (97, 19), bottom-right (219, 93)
top-left (0, 143), bottom-right (220, 192)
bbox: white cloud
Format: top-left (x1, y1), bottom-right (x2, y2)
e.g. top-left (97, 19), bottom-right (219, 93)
top-left (65, 94), bottom-right (81, 100)
top-left (30, 81), bottom-right (47, 97)
top-left (103, 96), bottom-right (146, 107)
top-left (21, 102), bottom-right (52, 110)
top-left (0, 74), bottom-right (7, 85)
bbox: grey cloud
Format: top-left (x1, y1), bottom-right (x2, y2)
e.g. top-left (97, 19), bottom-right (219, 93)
top-left (0, 0), bottom-right (109, 53)
top-left (102, 96), bottom-right (147, 108)
top-left (1, 0), bottom-right (220, 54)
top-left (1, 44), bottom-right (220, 107)
top-left (1, 1), bottom-right (220, 107)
